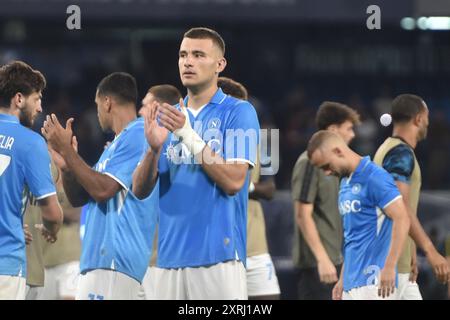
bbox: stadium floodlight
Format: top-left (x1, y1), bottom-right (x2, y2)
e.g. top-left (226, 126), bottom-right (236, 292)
top-left (426, 17), bottom-right (450, 30)
top-left (416, 17), bottom-right (428, 30)
top-left (400, 17), bottom-right (415, 30)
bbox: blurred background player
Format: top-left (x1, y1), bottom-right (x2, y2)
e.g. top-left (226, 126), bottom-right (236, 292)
top-left (133, 27), bottom-right (260, 299)
top-left (42, 72), bottom-right (159, 300)
top-left (218, 76), bottom-right (281, 300)
top-left (138, 85), bottom-right (182, 118)
top-left (138, 84), bottom-right (182, 300)
top-left (291, 102), bottom-right (359, 299)
top-left (40, 162), bottom-right (81, 300)
top-left (0, 60), bottom-right (62, 299)
top-left (307, 131), bottom-right (410, 300)
top-left (374, 94), bottom-right (450, 299)
top-left (24, 193), bottom-right (46, 300)
top-left (25, 162), bottom-right (81, 300)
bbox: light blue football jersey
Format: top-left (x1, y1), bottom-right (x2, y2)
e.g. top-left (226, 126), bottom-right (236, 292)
top-left (0, 113), bottom-right (56, 277)
top-left (339, 156), bottom-right (402, 292)
top-left (80, 118), bottom-right (158, 282)
top-left (155, 88), bottom-right (260, 269)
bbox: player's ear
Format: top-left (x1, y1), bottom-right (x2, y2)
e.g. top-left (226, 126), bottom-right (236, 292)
top-left (414, 110), bottom-right (427, 126)
top-left (327, 124), bottom-right (338, 133)
top-left (332, 146), bottom-right (344, 157)
top-left (12, 92), bottom-right (24, 109)
top-left (418, 112), bottom-right (427, 126)
top-left (105, 96), bottom-right (112, 113)
top-left (216, 57), bottom-right (227, 74)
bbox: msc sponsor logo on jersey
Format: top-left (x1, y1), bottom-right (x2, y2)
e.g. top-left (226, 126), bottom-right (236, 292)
top-left (339, 199), bottom-right (362, 215)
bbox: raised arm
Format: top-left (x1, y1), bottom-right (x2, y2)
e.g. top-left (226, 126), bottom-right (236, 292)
top-left (132, 101), bottom-right (166, 199)
top-left (158, 99), bottom-right (258, 196)
top-left (59, 147), bottom-right (122, 203)
top-left (132, 148), bottom-right (160, 199)
top-left (61, 169), bottom-right (90, 207)
top-left (42, 115), bottom-right (122, 204)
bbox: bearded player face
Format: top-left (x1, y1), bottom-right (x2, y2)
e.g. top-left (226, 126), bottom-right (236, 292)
top-left (19, 91), bottom-right (43, 128)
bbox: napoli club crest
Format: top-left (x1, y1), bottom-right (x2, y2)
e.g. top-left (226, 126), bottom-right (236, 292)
top-left (352, 183), bottom-right (362, 195)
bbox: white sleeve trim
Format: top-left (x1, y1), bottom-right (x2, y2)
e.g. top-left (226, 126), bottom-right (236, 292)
top-left (225, 158), bottom-right (255, 167)
top-left (104, 172), bottom-right (129, 191)
top-left (382, 195), bottom-right (403, 210)
top-left (35, 191), bottom-right (57, 200)
top-left (129, 177), bottom-right (160, 203)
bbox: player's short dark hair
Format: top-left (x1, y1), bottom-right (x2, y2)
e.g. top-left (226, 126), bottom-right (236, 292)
top-left (184, 27), bottom-right (225, 55)
top-left (97, 72), bottom-right (138, 106)
top-left (0, 60), bottom-right (46, 107)
top-left (391, 94), bottom-right (426, 124)
top-left (218, 77), bottom-right (248, 100)
top-left (315, 101), bottom-right (361, 130)
top-left (148, 85), bottom-right (182, 106)
top-left (307, 130), bottom-right (336, 159)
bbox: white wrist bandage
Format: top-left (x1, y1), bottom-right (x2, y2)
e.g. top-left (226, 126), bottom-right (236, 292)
top-left (173, 107), bottom-right (206, 156)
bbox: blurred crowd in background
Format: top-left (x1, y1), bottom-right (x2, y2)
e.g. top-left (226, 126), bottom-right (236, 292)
top-left (2, 23), bottom-right (450, 191)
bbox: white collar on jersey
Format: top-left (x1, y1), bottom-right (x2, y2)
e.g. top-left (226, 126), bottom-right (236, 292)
top-left (187, 104), bottom-right (207, 118)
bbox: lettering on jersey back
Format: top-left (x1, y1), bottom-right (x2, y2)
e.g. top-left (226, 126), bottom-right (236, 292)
top-left (0, 135), bottom-right (14, 150)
